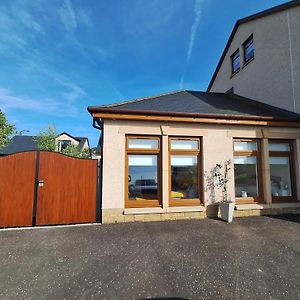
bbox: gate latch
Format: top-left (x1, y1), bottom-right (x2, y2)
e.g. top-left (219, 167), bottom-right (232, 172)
top-left (38, 180), bottom-right (44, 187)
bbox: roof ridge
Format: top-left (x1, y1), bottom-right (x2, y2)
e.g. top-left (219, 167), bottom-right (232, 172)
top-left (98, 90), bottom-right (187, 108)
top-left (237, 0), bottom-right (300, 24)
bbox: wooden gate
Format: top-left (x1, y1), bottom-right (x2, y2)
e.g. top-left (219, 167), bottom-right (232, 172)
top-left (0, 152), bottom-right (37, 227)
top-left (0, 151), bottom-right (99, 228)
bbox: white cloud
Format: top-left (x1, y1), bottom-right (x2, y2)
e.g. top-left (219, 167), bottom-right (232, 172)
top-left (186, 0), bottom-right (205, 62)
top-left (77, 9), bottom-right (92, 28)
top-left (12, 4), bottom-right (45, 35)
top-left (180, 0), bottom-right (206, 89)
top-left (59, 0), bottom-right (92, 32)
top-left (59, 0), bottom-right (77, 31)
top-left (0, 88), bottom-right (79, 117)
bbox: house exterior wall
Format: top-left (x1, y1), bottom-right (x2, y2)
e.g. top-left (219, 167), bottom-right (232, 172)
top-left (101, 119), bottom-right (300, 223)
top-left (56, 134), bottom-right (80, 147)
top-left (210, 6), bottom-right (300, 113)
top-left (80, 140), bottom-right (89, 151)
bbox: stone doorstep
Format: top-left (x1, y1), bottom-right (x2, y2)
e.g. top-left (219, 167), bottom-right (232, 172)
top-left (235, 202), bottom-right (300, 211)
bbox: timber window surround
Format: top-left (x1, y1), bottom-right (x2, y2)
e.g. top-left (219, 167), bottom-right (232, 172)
top-left (233, 139), bottom-right (262, 203)
top-left (169, 137), bottom-right (202, 206)
top-left (243, 34), bottom-right (254, 64)
top-left (125, 136), bottom-right (161, 208)
top-left (269, 140), bottom-right (296, 202)
top-left (231, 49), bottom-right (240, 75)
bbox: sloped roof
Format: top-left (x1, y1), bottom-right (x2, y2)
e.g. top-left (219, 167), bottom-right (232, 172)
top-left (88, 90), bottom-right (300, 121)
top-left (207, 0), bottom-right (300, 91)
top-left (76, 137), bottom-right (89, 150)
top-left (0, 135), bottom-right (37, 155)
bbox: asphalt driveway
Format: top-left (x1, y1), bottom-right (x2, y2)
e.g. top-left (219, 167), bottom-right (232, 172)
top-left (0, 215), bottom-right (300, 300)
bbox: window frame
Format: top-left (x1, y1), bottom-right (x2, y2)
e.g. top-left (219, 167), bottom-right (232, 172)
top-left (169, 137), bottom-right (202, 207)
top-left (243, 34), bottom-right (254, 65)
top-left (125, 135), bottom-right (162, 208)
top-left (233, 139), bottom-right (263, 204)
top-left (59, 140), bottom-right (72, 151)
top-left (230, 49), bottom-right (240, 76)
top-left (269, 140), bottom-right (297, 203)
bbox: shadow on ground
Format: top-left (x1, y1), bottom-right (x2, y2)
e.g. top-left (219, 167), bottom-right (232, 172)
top-left (265, 213), bottom-right (300, 224)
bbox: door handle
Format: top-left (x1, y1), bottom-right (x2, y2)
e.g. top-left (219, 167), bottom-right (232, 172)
top-left (38, 180), bottom-right (44, 187)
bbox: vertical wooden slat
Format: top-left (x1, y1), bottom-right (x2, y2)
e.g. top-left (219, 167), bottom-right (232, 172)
top-left (0, 152), bottom-right (36, 227)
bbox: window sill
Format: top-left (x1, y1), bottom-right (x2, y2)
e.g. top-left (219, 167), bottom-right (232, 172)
top-left (124, 205), bottom-right (205, 215)
top-left (167, 206), bottom-right (205, 213)
top-left (230, 69), bottom-right (240, 79)
top-left (124, 207), bottom-right (164, 215)
top-left (242, 57), bottom-right (254, 69)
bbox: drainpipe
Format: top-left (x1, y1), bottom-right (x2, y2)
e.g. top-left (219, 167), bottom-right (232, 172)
top-left (92, 117), bottom-right (103, 223)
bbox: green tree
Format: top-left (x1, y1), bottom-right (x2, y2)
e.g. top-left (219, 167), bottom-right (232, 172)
top-left (62, 144), bottom-right (90, 158)
top-left (34, 125), bottom-right (57, 151)
top-left (0, 110), bottom-right (16, 150)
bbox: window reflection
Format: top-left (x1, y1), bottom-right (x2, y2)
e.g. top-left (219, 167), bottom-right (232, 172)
top-left (171, 155), bottom-right (198, 199)
top-left (128, 155), bottom-right (158, 200)
top-left (234, 156), bottom-right (259, 197)
top-left (270, 157), bottom-right (291, 196)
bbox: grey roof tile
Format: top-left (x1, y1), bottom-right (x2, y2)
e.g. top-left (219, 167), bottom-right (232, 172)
top-left (0, 136), bottom-right (37, 155)
top-left (88, 90), bottom-right (300, 120)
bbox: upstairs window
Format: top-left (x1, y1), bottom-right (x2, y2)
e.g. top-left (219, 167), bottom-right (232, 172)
top-left (231, 49), bottom-right (240, 75)
top-left (243, 35), bottom-right (254, 63)
top-left (59, 140), bottom-right (71, 151)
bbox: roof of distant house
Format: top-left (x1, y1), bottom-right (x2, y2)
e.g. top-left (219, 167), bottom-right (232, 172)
top-left (207, 0), bottom-right (300, 91)
top-left (0, 135), bottom-right (37, 155)
top-left (76, 137), bottom-right (89, 149)
top-left (88, 90), bottom-right (300, 121)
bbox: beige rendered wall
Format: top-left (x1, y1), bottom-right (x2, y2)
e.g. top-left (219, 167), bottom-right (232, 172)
top-left (80, 139), bottom-right (89, 150)
top-left (101, 119), bottom-right (300, 218)
top-left (56, 134), bottom-right (80, 148)
top-left (210, 6), bottom-right (300, 113)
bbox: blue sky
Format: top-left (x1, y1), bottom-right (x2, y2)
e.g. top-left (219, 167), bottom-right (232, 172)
top-left (0, 0), bottom-right (288, 146)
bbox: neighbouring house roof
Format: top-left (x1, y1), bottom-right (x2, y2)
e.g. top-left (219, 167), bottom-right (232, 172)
top-left (0, 135), bottom-right (37, 155)
top-left (57, 132), bottom-right (81, 142)
top-left (207, 0), bottom-right (300, 92)
top-left (76, 137), bottom-right (89, 150)
top-left (87, 90), bottom-right (300, 122)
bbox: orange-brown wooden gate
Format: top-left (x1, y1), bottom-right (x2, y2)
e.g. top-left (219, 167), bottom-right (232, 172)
top-left (0, 151), bottom-right (99, 228)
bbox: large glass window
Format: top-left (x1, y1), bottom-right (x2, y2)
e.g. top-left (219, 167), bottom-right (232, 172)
top-left (269, 141), bottom-right (295, 202)
top-left (169, 138), bottom-right (201, 206)
top-left (234, 140), bottom-right (261, 203)
top-left (126, 137), bottom-right (161, 208)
